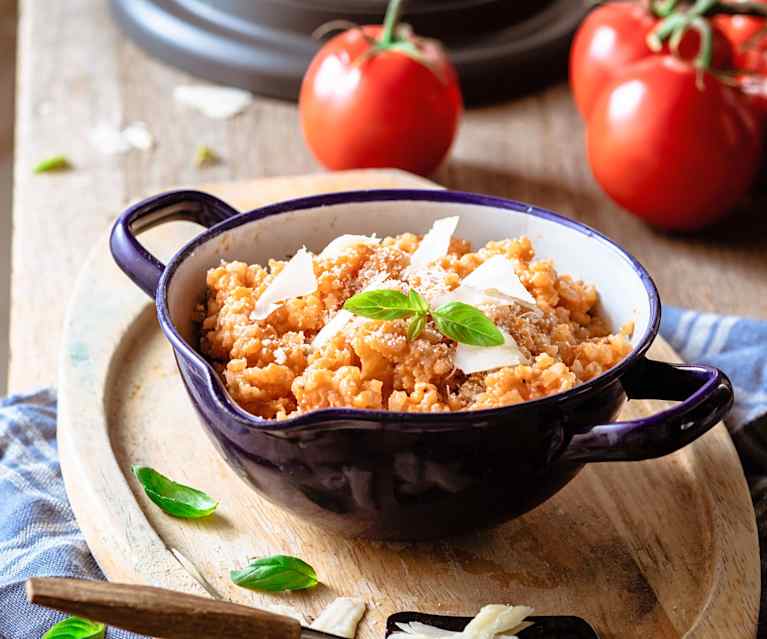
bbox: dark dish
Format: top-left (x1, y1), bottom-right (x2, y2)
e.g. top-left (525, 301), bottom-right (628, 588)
top-left (110, 189), bottom-right (733, 540)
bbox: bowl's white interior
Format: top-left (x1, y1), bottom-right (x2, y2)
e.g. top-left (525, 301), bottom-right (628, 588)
top-left (167, 199), bottom-right (653, 350)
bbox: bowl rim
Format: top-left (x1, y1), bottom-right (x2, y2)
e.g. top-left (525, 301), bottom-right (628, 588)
top-left (156, 188), bottom-right (661, 431)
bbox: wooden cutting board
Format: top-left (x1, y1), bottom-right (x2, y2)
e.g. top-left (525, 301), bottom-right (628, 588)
top-left (58, 169), bottom-right (760, 638)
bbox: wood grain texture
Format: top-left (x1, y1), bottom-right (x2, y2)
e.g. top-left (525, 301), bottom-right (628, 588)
top-left (58, 172), bottom-right (759, 639)
top-left (12, 0), bottom-right (767, 391)
top-left (27, 577), bottom-right (303, 639)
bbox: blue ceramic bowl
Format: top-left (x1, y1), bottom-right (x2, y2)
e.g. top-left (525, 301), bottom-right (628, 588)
top-left (111, 189), bottom-right (733, 540)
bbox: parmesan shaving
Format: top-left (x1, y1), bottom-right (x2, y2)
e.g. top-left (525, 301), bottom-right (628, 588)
top-left (319, 234), bottom-right (380, 260)
top-left (311, 273), bottom-right (389, 350)
top-left (173, 85), bottom-right (254, 119)
top-left (250, 248), bottom-right (317, 320)
top-left (388, 606), bottom-right (534, 639)
top-left (310, 597), bottom-right (366, 639)
top-left (454, 329), bottom-right (528, 374)
top-left (407, 216), bottom-right (460, 274)
top-left (454, 255), bottom-right (536, 307)
top-left (311, 309), bottom-right (354, 350)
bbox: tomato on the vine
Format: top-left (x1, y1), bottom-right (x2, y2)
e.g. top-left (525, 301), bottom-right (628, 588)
top-left (570, 2), bottom-right (732, 118)
top-left (713, 1), bottom-right (767, 71)
top-left (587, 56), bottom-right (761, 231)
top-left (299, 0), bottom-right (462, 176)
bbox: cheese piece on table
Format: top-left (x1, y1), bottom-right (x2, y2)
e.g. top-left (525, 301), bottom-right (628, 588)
top-left (310, 597), bottom-right (367, 639)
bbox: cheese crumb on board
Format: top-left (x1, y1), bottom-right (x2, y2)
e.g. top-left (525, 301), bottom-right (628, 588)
top-left (454, 329), bottom-right (528, 375)
top-left (407, 217), bottom-right (460, 274)
top-left (173, 85), bottom-right (254, 119)
top-left (310, 597), bottom-right (367, 639)
top-left (250, 248), bottom-right (317, 320)
top-left (388, 605), bottom-right (534, 639)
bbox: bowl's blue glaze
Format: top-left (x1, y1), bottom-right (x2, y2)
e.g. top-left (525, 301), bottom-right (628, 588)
top-left (111, 189), bottom-right (734, 540)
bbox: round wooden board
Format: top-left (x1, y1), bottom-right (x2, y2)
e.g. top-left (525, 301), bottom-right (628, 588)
top-left (59, 170), bottom-right (760, 638)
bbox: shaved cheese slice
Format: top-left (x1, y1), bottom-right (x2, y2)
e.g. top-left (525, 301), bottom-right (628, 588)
top-left (319, 234), bottom-right (380, 260)
top-left (463, 605), bottom-right (535, 639)
top-left (454, 329), bottom-right (528, 375)
top-left (250, 248), bottom-right (317, 320)
top-left (407, 216), bottom-right (460, 274)
top-left (310, 597), bottom-right (366, 639)
top-left (312, 309), bottom-right (354, 350)
top-left (460, 256), bottom-right (536, 307)
top-left (310, 273), bottom-right (389, 350)
top-left (388, 605), bottom-right (534, 639)
top-left (173, 85), bottom-right (253, 119)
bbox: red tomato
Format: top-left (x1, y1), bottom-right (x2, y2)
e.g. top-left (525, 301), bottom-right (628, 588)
top-left (570, 3), bottom-right (732, 118)
top-left (714, 2), bottom-right (767, 70)
top-left (299, 25), bottom-right (462, 176)
top-left (587, 56), bottom-right (761, 231)
top-left (570, 3), bottom-right (657, 118)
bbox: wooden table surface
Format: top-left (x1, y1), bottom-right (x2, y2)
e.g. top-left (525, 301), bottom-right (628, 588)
top-left (10, 0), bottom-right (767, 392)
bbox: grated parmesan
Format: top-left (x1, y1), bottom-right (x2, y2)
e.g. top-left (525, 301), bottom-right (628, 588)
top-left (250, 248), bottom-right (317, 320)
top-left (310, 597), bottom-right (367, 639)
top-left (454, 329), bottom-right (528, 375)
top-left (407, 217), bottom-right (460, 274)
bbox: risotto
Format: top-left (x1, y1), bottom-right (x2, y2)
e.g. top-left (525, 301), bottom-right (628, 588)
top-left (198, 217), bottom-right (633, 419)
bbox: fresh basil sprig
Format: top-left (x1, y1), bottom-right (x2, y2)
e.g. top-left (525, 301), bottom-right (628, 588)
top-left (343, 288), bottom-right (504, 347)
top-left (131, 466), bottom-right (218, 519)
top-left (43, 617), bottom-right (105, 639)
top-left (231, 555), bottom-right (318, 592)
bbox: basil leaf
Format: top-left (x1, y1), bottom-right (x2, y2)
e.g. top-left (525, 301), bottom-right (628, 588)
top-left (43, 617), bottom-right (105, 639)
top-left (432, 302), bottom-right (505, 347)
top-left (34, 155), bottom-right (72, 174)
top-left (231, 555), bottom-right (318, 592)
top-left (407, 314), bottom-right (427, 341)
top-left (343, 290), bottom-right (416, 320)
top-left (408, 289), bottom-right (429, 313)
top-left (131, 466), bottom-right (218, 519)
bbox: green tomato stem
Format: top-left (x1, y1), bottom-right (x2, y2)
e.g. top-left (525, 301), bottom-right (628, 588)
top-left (652, 0), bottom-right (681, 18)
top-left (381, 0), bottom-right (406, 46)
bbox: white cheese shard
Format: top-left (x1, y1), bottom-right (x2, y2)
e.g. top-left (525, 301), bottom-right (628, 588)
top-left (121, 121), bottom-right (155, 151)
top-left (319, 234), bottom-right (381, 260)
top-left (250, 248), bottom-right (317, 321)
top-left (310, 597), bottom-right (366, 639)
top-left (462, 605), bottom-right (534, 639)
top-left (311, 308), bottom-right (354, 350)
top-left (89, 122), bottom-right (155, 155)
top-left (310, 273), bottom-right (389, 350)
top-left (388, 605), bottom-right (534, 639)
top-left (460, 255), bottom-right (536, 307)
top-left (454, 329), bottom-right (528, 375)
top-left (407, 216), bottom-right (460, 274)
top-left (173, 85), bottom-right (254, 119)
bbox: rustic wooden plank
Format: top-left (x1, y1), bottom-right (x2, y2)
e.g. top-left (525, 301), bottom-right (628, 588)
top-left (57, 172), bottom-right (758, 639)
top-left (12, 0), bottom-right (767, 390)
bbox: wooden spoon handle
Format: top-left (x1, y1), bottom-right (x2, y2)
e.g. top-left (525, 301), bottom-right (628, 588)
top-left (27, 577), bottom-right (303, 639)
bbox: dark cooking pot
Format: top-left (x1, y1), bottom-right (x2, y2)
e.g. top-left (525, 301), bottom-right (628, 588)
top-left (110, 189), bottom-right (733, 540)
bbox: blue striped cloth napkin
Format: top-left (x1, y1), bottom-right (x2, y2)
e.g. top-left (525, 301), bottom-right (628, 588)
top-left (1, 307), bottom-right (765, 638)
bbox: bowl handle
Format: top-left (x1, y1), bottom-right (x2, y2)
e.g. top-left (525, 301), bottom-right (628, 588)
top-left (110, 190), bottom-right (240, 297)
top-left (561, 357), bottom-right (734, 463)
